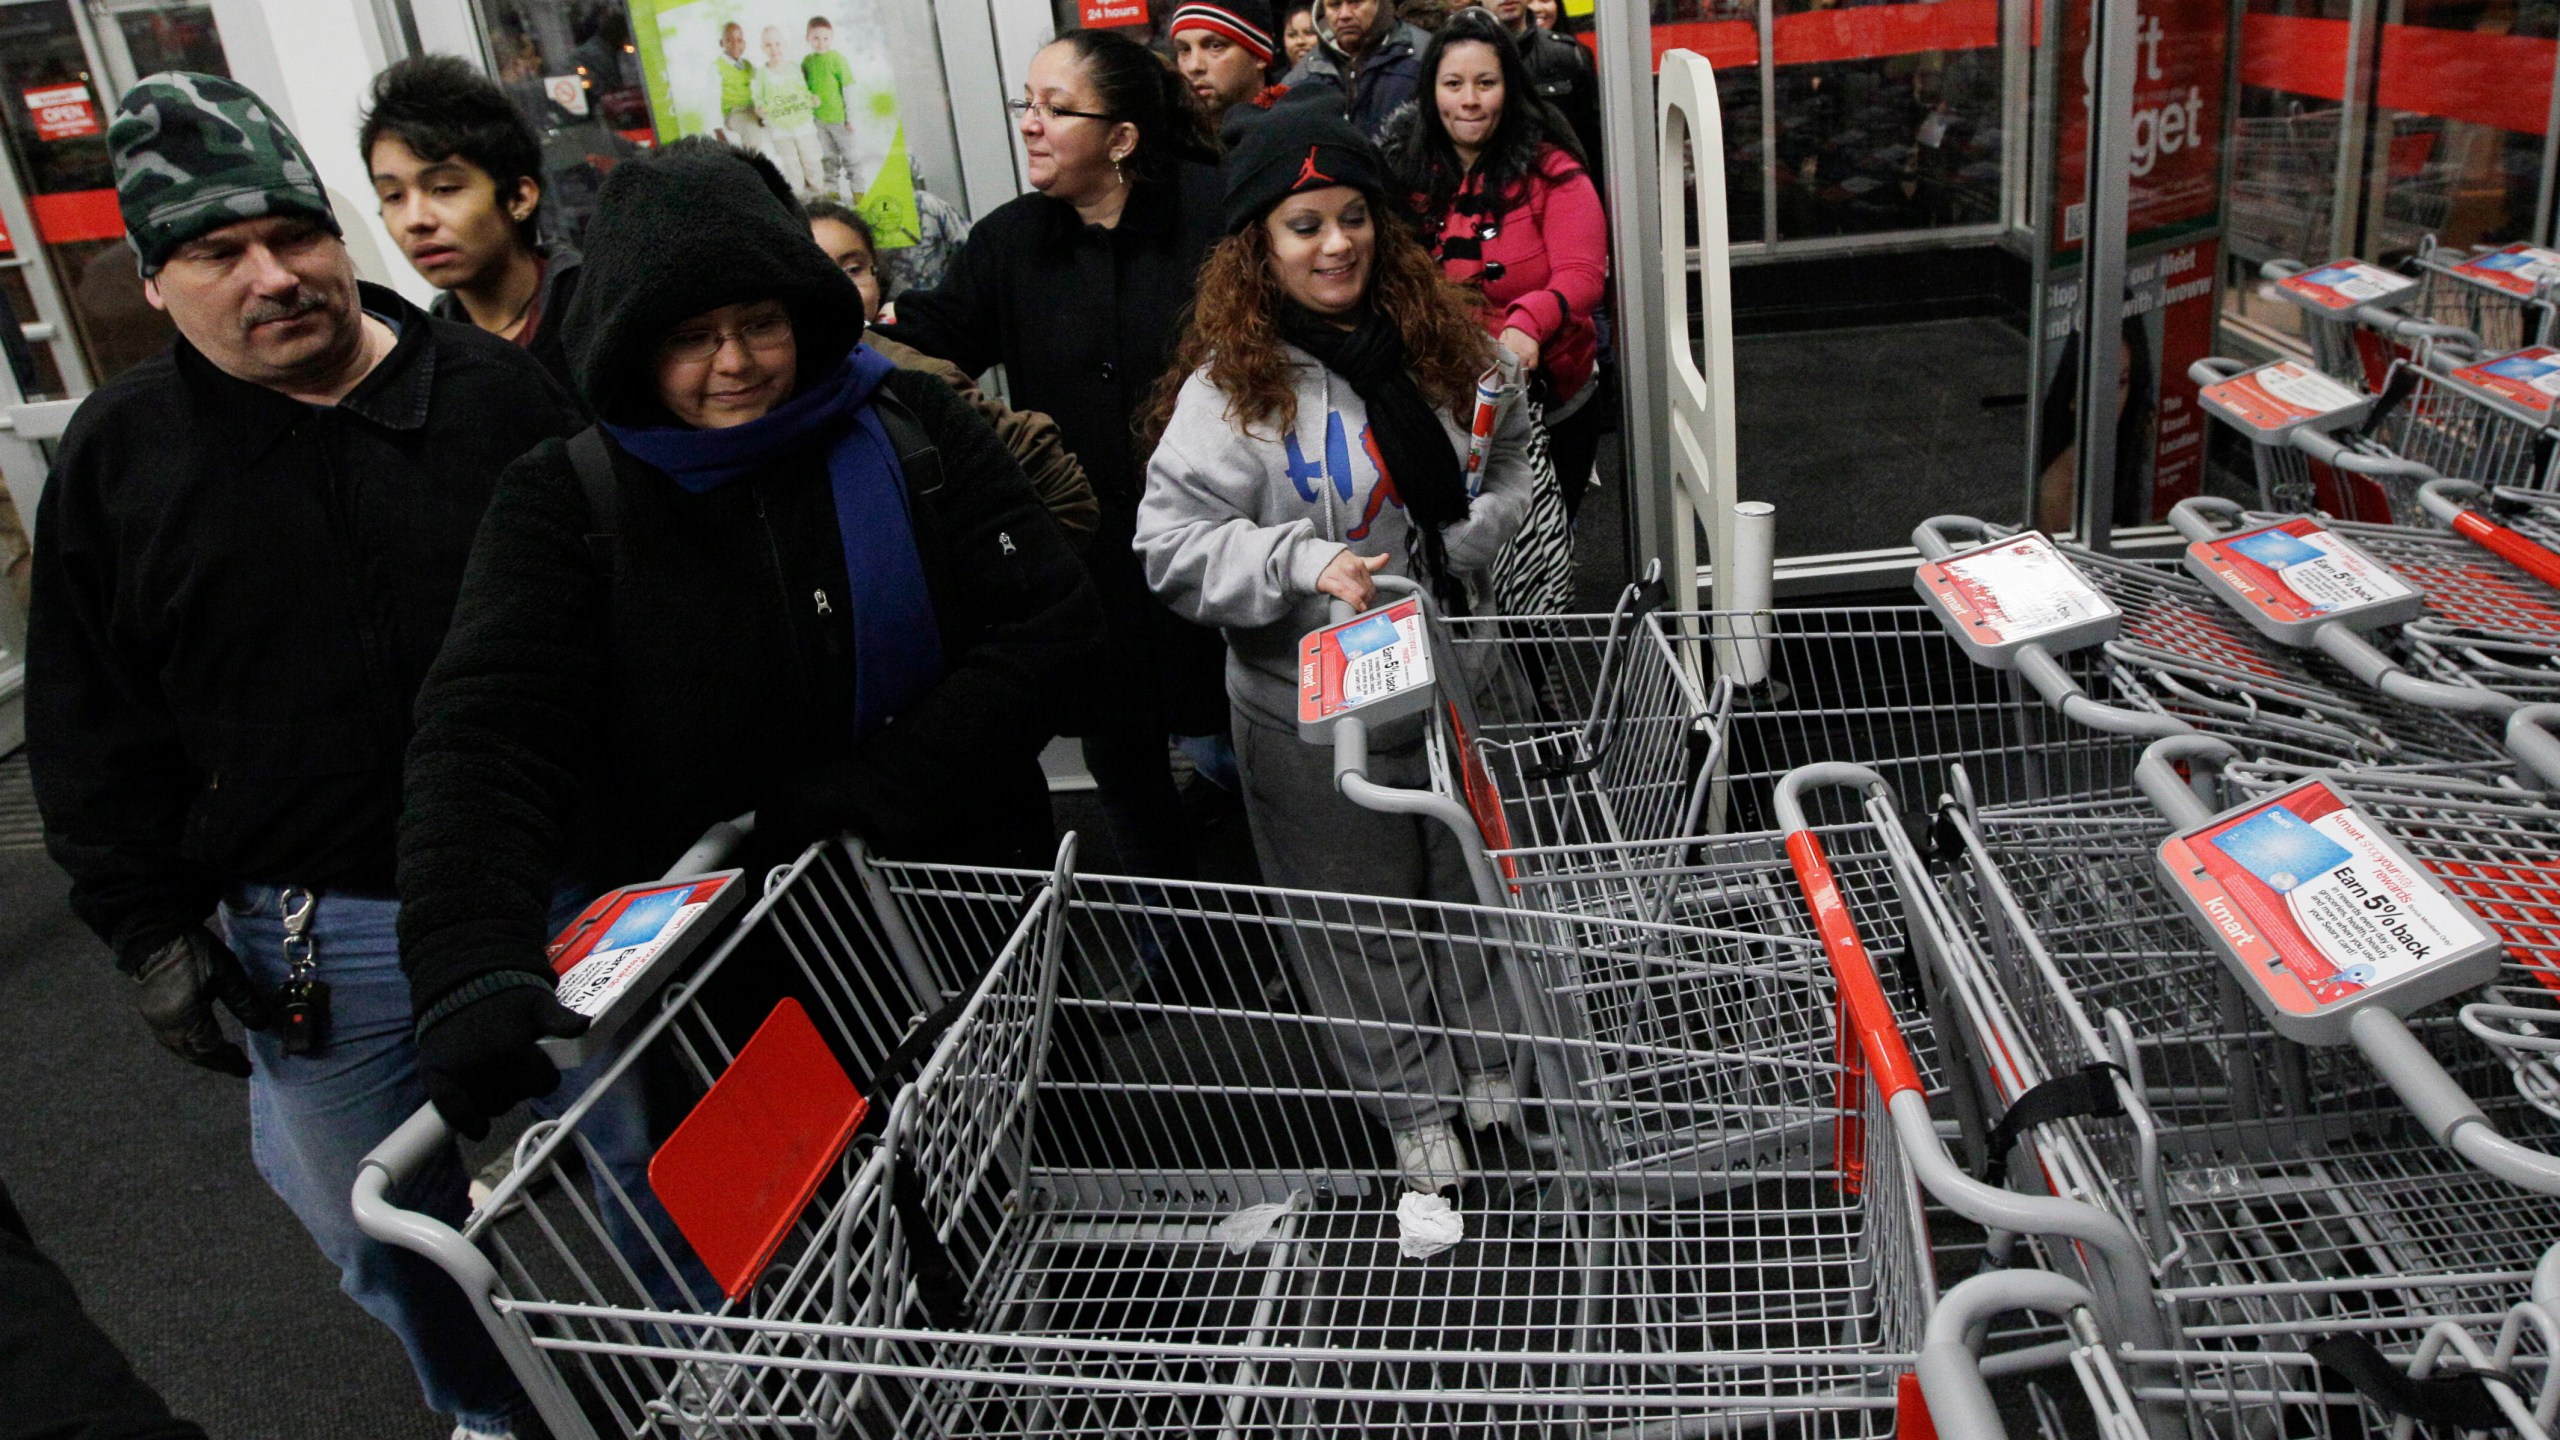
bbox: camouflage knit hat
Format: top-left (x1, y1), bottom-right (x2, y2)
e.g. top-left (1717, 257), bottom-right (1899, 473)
top-left (108, 72), bottom-right (338, 276)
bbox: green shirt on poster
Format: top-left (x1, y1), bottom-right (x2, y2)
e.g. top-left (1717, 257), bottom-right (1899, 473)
top-left (717, 53), bottom-right (754, 114)
top-left (752, 65), bottom-right (818, 133)
top-left (803, 49), bottom-right (855, 124)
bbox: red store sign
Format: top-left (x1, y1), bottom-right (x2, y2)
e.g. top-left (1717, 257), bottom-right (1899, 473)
top-left (1080, 0), bottom-right (1148, 27)
top-left (25, 83), bottom-right (100, 142)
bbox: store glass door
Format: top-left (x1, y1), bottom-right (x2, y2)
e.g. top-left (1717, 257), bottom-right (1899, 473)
top-left (0, 0), bottom-right (227, 397)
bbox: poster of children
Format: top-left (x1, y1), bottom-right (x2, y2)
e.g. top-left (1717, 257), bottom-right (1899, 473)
top-left (629, 0), bottom-right (923, 244)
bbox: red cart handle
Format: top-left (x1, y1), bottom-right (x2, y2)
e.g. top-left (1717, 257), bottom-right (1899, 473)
top-left (2420, 479), bottom-right (2560, 594)
top-left (1776, 763), bottom-right (1927, 1104)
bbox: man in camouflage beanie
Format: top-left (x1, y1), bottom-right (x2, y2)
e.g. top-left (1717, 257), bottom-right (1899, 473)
top-left (32, 63), bottom-right (605, 1440)
top-left (109, 72), bottom-right (339, 277)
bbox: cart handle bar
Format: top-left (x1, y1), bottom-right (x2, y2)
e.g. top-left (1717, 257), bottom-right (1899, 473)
top-left (2421, 479), bottom-right (2560, 595)
top-left (1774, 763), bottom-right (1924, 1104)
top-left (1775, 762), bottom-right (2176, 1355)
top-left (2512, 706), bottom-right (2560, 792)
top-left (1910, 516), bottom-right (2197, 740)
top-left (1915, 1269), bottom-right (2103, 1440)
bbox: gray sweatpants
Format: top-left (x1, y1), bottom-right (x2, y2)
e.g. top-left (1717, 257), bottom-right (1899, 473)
top-left (1235, 713), bottom-right (1519, 1128)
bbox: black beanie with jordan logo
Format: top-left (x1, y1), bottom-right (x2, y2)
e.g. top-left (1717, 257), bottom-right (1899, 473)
top-left (1221, 101), bottom-right (1390, 234)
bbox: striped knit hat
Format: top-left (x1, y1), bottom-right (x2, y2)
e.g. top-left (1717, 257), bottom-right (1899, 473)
top-left (1168, 0), bottom-right (1277, 63)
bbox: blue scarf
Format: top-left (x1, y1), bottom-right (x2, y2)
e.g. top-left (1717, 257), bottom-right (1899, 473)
top-left (606, 347), bottom-right (944, 737)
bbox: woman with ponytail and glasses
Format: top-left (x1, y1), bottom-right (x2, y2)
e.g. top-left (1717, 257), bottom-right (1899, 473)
top-left (881, 29), bottom-right (1233, 892)
top-left (1134, 110), bottom-right (1536, 1194)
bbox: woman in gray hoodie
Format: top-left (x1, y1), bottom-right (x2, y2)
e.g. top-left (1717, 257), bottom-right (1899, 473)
top-left (1135, 107), bottom-right (1535, 1193)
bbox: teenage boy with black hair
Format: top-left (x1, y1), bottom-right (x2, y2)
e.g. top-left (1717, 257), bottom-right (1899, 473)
top-left (363, 55), bottom-right (584, 395)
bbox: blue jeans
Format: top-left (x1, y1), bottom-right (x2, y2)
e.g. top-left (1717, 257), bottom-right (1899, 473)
top-left (220, 885), bottom-right (671, 1432)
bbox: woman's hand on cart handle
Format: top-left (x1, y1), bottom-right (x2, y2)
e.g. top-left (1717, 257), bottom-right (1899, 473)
top-left (1316, 549), bottom-right (1393, 614)
top-left (415, 980), bottom-right (588, 1142)
top-left (2166, 496), bottom-right (2247, 542)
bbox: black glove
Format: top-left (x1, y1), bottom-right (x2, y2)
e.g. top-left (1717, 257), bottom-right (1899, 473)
top-left (754, 765), bottom-right (854, 856)
top-left (415, 979), bottom-right (589, 1141)
top-left (128, 926), bottom-right (274, 1078)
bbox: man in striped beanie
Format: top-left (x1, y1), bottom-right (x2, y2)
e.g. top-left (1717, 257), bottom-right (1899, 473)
top-left (1170, 0), bottom-right (1279, 128)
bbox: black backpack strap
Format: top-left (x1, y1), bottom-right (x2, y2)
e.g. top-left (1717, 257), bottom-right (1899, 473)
top-left (1977, 1063), bottom-right (2127, 1183)
top-left (870, 386), bottom-right (944, 500)
top-left (567, 426), bottom-right (619, 568)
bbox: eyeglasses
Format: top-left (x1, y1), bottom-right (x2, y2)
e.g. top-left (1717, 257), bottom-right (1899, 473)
top-left (659, 314), bottom-right (794, 362)
top-left (1006, 98), bottom-right (1114, 123)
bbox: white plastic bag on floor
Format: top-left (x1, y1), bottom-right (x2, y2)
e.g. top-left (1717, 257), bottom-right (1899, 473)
top-left (1216, 1191), bottom-right (1304, 1254)
top-left (1395, 1191), bottom-right (1465, 1258)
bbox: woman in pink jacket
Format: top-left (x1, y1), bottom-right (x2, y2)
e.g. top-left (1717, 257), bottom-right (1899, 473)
top-left (1389, 6), bottom-right (1609, 522)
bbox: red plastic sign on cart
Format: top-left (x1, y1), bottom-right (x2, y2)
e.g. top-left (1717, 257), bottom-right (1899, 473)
top-left (650, 999), bottom-right (869, 1301)
top-left (2198, 361), bottom-right (2361, 433)
top-left (2450, 243), bottom-right (2560, 297)
top-left (1297, 597), bottom-right (1436, 741)
top-left (1914, 531), bottom-right (2119, 667)
top-left (2183, 515), bottom-right (2421, 642)
top-left (2157, 779), bottom-right (2498, 1044)
top-left (2274, 260), bottom-right (2414, 313)
top-left (2450, 347), bottom-right (2560, 418)
top-left (24, 84), bottom-right (99, 141)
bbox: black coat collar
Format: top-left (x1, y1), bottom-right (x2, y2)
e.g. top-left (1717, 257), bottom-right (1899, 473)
top-left (173, 281), bottom-right (439, 467)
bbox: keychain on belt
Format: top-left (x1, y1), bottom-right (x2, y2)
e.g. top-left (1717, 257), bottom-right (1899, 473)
top-left (277, 887), bottom-right (330, 1056)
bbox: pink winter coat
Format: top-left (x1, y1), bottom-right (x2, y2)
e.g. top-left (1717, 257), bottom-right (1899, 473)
top-left (1420, 146), bottom-right (1607, 404)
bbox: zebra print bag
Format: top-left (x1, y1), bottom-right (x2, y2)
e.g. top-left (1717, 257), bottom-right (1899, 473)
top-left (1488, 398), bottom-right (1576, 617)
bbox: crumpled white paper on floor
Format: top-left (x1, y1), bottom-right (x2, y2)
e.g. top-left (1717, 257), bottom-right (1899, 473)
top-left (1216, 1191), bottom-right (1304, 1254)
top-left (1395, 1191), bottom-right (1465, 1258)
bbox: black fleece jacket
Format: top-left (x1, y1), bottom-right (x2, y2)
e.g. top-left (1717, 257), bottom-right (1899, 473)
top-left (395, 143), bottom-right (1102, 1013)
top-left (27, 285), bottom-right (580, 964)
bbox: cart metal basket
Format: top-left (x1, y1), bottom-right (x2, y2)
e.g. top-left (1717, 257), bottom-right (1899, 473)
top-left (358, 822), bottom-right (1955, 1439)
top-left (1911, 515), bottom-right (2506, 771)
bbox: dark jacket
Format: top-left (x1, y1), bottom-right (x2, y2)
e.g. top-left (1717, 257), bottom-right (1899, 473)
top-left (27, 284), bottom-right (582, 963)
top-left (396, 142), bottom-right (1102, 1014)
top-left (881, 165), bottom-right (1230, 734)
top-left (1283, 22), bottom-right (1429, 142)
top-left (427, 247), bottom-right (584, 400)
top-left (1516, 24), bottom-right (1603, 182)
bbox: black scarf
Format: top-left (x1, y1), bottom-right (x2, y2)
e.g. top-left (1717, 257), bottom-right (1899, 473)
top-left (1280, 304), bottom-right (1476, 614)
top-left (1280, 304), bottom-right (1472, 531)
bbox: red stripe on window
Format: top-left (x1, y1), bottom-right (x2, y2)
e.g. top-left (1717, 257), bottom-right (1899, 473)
top-left (1634, 0), bottom-right (1997, 74)
top-left (2241, 14), bottom-right (2556, 136)
top-left (32, 188), bottom-right (124, 244)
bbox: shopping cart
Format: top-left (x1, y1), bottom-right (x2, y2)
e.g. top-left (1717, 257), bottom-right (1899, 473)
top-left (2258, 256), bottom-right (2478, 392)
top-left (2225, 108), bottom-right (2342, 270)
top-left (2191, 348), bottom-right (2560, 522)
top-left (1917, 1267), bottom-right (2560, 1439)
top-left (357, 814), bottom-right (1967, 1439)
top-left (2166, 497), bottom-right (2560, 748)
top-left (1908, 516), bottom-right (2506, 770)
top-left (2407, 236), bottom-right (2560, 357)
top-left (1778, 747), bottom-right (2560, 1434)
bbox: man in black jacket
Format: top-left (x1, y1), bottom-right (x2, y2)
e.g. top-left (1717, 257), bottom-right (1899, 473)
top-left (395, 141), bottom-right (1101, 1142)
top-left (26, 74), bottom-right (582, 1439)
top-left (1490, 0), bottom-right (1603, 176)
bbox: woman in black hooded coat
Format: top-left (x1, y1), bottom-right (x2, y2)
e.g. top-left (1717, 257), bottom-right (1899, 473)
top-left (393, 139), bottom-right (1102, 1139)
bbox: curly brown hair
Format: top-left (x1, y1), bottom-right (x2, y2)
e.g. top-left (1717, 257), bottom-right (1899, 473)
top-left (1143, 207), bottom-right (1493, 448)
